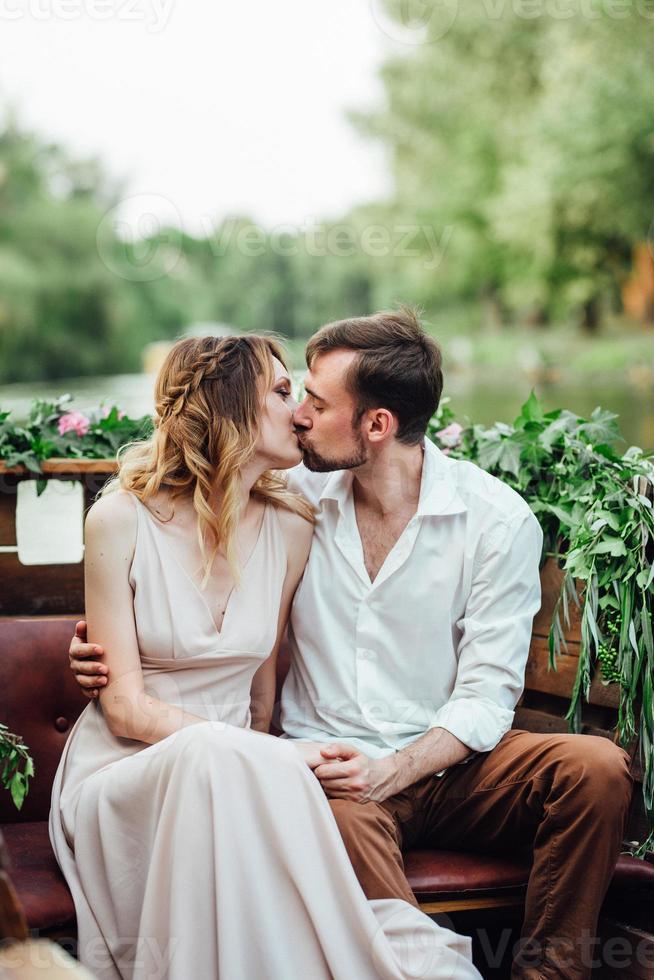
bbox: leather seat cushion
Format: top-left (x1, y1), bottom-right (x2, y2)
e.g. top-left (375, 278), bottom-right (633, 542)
top-left (3, 822), bottom-right (653, 935)
top-left (404, 848), bottom-right (654, 899)
top-left (2, 822), bottom-right (75, 933)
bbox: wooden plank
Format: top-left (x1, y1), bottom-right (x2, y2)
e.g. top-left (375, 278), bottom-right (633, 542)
top-left (525, 636), bottom-right (621, 709)
top-left (419, 894), bottom-right (524, 914)
top-left (532, 556), bottom-right (582, 643)
top-left (0, 554), bottom-right (84, 615)
top-left (0, 495), bottom-right (16, 547)
top-left (513, 706), bottom-right (570, 735)
top-left (525, 636), bottom-right (580, 698)
top-left (0, 469), bottom-right (111, 612)
top-left (0, 459), bottom-right (117, 475)
top-left (513, 706), bottom-right (618, 742)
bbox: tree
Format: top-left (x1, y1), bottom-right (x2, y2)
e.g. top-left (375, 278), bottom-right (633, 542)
top-left (353, 1), bottom-right (654, 329)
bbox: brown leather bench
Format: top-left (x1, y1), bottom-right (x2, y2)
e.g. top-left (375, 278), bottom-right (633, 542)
top-left (1, 615), bottom-right (654, 945)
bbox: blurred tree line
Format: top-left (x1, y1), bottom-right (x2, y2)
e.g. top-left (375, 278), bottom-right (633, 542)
top-left (359, 0), bottom-right (654, 332)
top-left (1, 2), bottom-right (653, 383)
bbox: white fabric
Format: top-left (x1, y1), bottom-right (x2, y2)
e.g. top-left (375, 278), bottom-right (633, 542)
top-left (283, 438), bottom-right (543, 764)
top-left (50, 493), bottom-right (480, 980)
top-left (16, 479), bottom-right (84, 565)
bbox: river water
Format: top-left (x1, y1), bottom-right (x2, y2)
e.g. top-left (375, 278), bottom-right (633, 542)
top-left (0, 371), bottom-right (652, 451)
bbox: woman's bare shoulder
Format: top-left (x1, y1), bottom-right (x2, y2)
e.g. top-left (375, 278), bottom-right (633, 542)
top-left (275, 505), bottom-right (314, 567)
top-left (85, 490), bottom-right (137, 546)
top-left (275, 505), bottom-right (313, 542)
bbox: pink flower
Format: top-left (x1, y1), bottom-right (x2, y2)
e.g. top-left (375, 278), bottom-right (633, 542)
top-left (435, 421), bottom-right (463, 449)
top-left (101, 406), bottom-right (126, 420)
top-left (58, 411), bottom-right (90, 437)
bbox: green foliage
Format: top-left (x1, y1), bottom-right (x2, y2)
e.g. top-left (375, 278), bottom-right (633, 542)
top-left (4, 25), bottom-right (654, 388)
top-left (0, 723), bottom-right (34, 810)
top-left (430, 392), bottom-right (654, 842)
top-left (354, 3), bottom-right (654, 327)
top-left (0, 395), bottom-right (153, 478)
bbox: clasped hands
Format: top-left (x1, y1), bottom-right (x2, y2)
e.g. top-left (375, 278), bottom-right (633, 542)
top-left (293, 740), bottom-right (399, 804)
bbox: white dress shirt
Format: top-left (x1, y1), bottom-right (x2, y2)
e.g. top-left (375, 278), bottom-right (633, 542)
top-left (281, 438), bottom-right (543, 770)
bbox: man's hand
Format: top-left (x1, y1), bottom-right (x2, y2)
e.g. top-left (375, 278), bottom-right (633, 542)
top-left (69, 620), bottom-right (108, 700)
top-left (313, 744), bottom-right (399, 804)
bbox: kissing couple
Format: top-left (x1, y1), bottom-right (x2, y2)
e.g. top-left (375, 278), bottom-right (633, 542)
top-left (52, 308), bottom-right (632, 979)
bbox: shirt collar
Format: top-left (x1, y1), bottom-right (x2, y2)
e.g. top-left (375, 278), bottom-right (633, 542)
top-left (417, 438), bottom-right (467, 517)
top-left (318, 438), bottom-right (467, 518)
top-left (318, 468), bottom-right (354, 517)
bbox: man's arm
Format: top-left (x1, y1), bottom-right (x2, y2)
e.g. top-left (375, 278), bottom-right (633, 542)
top-left (314, 727), bottom-right (470, 803)
top-left (315, 507), bottom-right (543, 803)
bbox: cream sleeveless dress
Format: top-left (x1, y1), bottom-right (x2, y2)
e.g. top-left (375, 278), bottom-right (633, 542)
top-left (50, 494), bottom-right (479, 980)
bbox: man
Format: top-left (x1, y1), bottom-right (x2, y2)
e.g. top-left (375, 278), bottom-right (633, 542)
top-left (70, 309), bottom-right (633, 980)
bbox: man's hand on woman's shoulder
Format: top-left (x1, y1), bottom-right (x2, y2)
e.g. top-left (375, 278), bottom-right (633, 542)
top-left (69, 620), bottom-right (108, 700)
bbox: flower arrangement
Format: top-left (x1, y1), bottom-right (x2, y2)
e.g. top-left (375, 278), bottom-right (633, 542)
top-left (0, 395), bottom-right (153, 486)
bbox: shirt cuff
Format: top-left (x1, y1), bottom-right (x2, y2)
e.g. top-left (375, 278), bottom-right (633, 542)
top-left (430, 697), bottom-right (515, 753)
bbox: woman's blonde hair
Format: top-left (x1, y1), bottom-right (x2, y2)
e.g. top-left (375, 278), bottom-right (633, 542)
top-left (104, 333), bottom-right (313, 585)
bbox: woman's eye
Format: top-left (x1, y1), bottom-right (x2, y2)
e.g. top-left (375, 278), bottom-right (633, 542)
top-left (277, 389), bottom-right (291, 399)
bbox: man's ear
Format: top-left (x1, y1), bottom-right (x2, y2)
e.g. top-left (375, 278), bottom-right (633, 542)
top-left (366, 408), bottom-right (397, 443)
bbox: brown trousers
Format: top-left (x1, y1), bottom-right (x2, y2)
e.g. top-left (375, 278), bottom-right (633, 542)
top-left (329, 729), bottom-right (634, 980)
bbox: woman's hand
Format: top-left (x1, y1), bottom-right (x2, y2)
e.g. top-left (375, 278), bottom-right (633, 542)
top-left (69, 620), bottom-right (107, 699)
top-left (289, 740), bottom-right (331, 770)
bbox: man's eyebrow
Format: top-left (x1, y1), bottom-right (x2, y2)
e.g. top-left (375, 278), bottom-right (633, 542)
top-left (304, 385), bottom-right (326, 403)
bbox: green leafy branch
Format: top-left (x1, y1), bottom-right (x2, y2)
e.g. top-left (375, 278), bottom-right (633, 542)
top-left (0, 724), bottom-right (35, 810)
top-left (430, 392), bottom-right (654, 847)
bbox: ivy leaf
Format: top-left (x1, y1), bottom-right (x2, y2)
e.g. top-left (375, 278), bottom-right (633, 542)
top-left (3, 451), bottom-right (43, 474)
top-left (578, 407), bottom-right (622, 445)
top-left (497, 440), bottom-right (523, 477)
top-left (514, 390), bottom-right (544, 428)
top-left (543, 504), bottom-right (577, 528)
top-left (591, 510), bottom-right (621, 532)
top-left (589, 536), bottom-right (628, 557)
top-left (10, 772), bottom-right (25, 810)
top-left (540, 411), bottom-right (579, 449)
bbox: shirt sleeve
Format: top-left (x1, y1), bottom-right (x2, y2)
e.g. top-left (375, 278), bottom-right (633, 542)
top-left (430, 507), bottom-right (544, 753)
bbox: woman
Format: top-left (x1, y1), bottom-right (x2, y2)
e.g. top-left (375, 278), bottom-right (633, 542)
top-left (50, 334), bottom-right (479, 980)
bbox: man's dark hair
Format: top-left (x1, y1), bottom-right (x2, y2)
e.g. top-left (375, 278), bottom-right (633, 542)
top-left (305, 307), bottom-right (443, 445)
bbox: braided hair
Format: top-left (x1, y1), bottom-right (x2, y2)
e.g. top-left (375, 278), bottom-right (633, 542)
top-left (103, 333), bottom-right (313, 585)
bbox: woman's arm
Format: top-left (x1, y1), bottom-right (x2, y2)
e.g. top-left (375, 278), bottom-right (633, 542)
top-left (249, 506), bottom-right (313, 735)
top-left (86, 493), bottom-right (207, 744)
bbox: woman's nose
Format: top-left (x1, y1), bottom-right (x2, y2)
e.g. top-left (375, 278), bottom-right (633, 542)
top-left (293, 400), bottom-right (312, 429)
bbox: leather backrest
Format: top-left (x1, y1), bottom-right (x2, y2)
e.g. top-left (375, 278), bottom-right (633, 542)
top-left (0, 618), bottom-right (86, 823)
top-left (0, 617), bottom-right (293, 823)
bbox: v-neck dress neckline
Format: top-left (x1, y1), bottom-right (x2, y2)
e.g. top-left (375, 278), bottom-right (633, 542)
top-left (131, 494), bottom-right (272, 648)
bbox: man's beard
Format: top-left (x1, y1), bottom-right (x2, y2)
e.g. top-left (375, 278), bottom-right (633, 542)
top-left (298, 432), bottom-right (368, 473)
